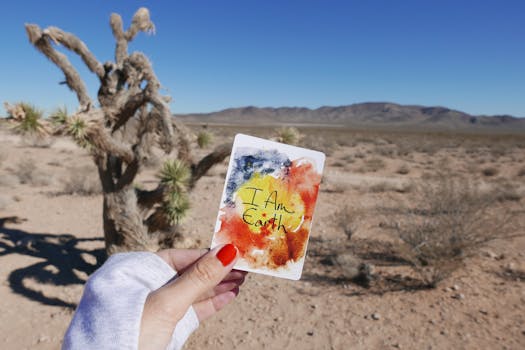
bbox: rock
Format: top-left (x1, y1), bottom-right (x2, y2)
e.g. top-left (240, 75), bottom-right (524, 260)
top-left (505, 262), bottom-right (516, 271)
top-left (483, 250), bottom-right (498, 259)
top-left (452, 284), bottom-right (460, 291)
top-left (371, 313), bottom-right (381, 320)
top-left (479, 309), bottom-right (488, 315)
top-left (451, 293), bottom-right (465, 300)
top-left (37, 335), bottom-right (50, 343)
top-left (307, 331), bottom-right (314, 336)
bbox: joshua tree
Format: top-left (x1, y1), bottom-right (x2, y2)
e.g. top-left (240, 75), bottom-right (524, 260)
top-left (24, 8), bottom-right (230, 254)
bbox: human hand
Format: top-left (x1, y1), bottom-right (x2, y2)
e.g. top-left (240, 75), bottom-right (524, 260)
top-left (139, 244), bottom-right (245, 349)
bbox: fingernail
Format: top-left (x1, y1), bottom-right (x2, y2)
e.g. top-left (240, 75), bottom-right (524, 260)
top-left (216, 244), bottom-right (237, 266)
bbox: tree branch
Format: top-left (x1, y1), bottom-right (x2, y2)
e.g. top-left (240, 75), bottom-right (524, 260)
top-left (137, 186), bottom-right (166, 209)
top-left (189, 143), bottom-right (231, 188)
top-left (43, 27), bottom-right (104, 79)
top-left (25, 24), bottom-right (92, 109)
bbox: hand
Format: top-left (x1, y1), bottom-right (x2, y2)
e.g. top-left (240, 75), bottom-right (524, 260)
top-left (139, 244), bottom-right (245, 349)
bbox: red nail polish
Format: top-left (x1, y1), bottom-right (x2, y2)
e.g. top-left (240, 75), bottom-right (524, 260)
top-left (216, 244), bottom-right (237, 266)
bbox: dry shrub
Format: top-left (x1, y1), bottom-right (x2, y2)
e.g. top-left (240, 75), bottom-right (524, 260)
top-left (369, 181), bottom-right (412, 194)
top-left (62, 166), bottom-right (102, 196)
top-left (358, 158), bottom-right (386, 173)
top-left (323, 174), bottom-right (351, 193)
top-left (336, 206), bottom-right (363, 240)
top-left (481, 167), bottom-right (498, 177)
top-left (493, 180), bottom-right (522, 202)
top-left (302, 136), bottom-right (337, 156)
top-left (382, 176), bottom-right (522, 287)
top-left (14, 159), bottom-right (53, 186)
top-left (373, 145), bottom-right (396, 157)
top-left (396, 164), bottom-right (410, 175)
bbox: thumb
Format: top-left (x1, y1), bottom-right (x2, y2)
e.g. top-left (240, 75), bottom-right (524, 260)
top-left (140, 244), bottom-right (238, 349)
top-left (155, 244), bottom-right (238, 321)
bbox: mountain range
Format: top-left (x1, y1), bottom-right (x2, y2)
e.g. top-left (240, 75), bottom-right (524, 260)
top-left (174, 102), bottom-right (525, 133)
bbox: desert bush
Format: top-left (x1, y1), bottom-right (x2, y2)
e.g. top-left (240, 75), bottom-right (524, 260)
top-left (197, 130), bottom-right (213, 148)
top-left (302, 136), bottom-right (337, 156)
top-left (276, 126), bottom-right (301, 145)
top-left (493, 180), bottom-right (522, 202)
top-left (373, 145), bottom-right (395, 157)
top-left (62, 166), bottom-right (102, 196)
top-left (481, 167), bottom-right (498, 177)
top-left (13, 158), bottom-right (52, 186)
top-left (323, 174), bottom-right (351, 193)
top-left (336, 206), bottom-right (363, 240)
top-left (396, 164), bottom-right (410, 175)
top-left (358, 158), bottom-right (386, 173)
top-left (369, 181), bottom-right (412, 193)
top-left (381, 176), bottom-right (522, 287)
top-left (331, 161), bottom-right (345, 168)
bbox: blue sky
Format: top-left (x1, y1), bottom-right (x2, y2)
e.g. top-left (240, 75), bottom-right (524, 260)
top-left (1, 1), bottom-right (524, 117)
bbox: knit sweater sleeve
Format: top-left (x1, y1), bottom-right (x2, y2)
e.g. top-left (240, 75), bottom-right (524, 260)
top-left (62, 252), bottom-right (199, 350)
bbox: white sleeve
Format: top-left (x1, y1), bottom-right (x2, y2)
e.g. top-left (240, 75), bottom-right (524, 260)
top-left (62, 252), bottom-right (199, 350)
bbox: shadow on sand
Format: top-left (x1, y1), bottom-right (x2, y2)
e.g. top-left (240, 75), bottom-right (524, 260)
top-left (0, 217), bottom-right (104, 309)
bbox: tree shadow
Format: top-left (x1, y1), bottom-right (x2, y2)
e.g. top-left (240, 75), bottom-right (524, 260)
top-left (0, 217), bottom-right (105, 309)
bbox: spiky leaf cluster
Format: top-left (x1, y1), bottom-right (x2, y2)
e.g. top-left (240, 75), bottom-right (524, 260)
top-left (8, 102), bottom-right (48, 136)
top-left (49, 106), bottom-right (69, 126)
top-left (276, 126), bottom-right (301, 145)
top-left (65, 115), bottom-right (93, 148)
top-left (158, 159), bottom-right (191, 224)
top-left (197, 130), bottom-right (213, 149)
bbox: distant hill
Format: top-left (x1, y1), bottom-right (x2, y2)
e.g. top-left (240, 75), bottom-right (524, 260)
top-left (174, 102), bottom-right (525, 133)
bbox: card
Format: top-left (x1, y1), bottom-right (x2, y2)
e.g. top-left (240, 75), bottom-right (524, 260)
top-left (211, 134), bottom-right (325, 280)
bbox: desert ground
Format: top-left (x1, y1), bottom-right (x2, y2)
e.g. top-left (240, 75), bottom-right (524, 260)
top-left (1, 123), bottom-right (524, 349)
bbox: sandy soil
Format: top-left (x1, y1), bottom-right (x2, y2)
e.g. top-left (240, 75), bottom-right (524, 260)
top-left (1, 126), bottom-right (524, 349)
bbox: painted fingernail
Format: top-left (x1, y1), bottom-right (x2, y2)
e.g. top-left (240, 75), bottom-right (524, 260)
top-left (216, 244), bottom-right (237, 266)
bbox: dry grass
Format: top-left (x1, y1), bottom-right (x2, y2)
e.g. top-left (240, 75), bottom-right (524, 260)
top-left (61, 166), bottom-right (102, 196)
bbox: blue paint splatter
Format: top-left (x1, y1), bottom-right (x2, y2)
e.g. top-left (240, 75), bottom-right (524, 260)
top-left (224, 147), bottom-right (291, 206)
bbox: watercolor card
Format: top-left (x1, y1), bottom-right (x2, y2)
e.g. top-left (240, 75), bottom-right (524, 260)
top-left (211, 134), bottom-right (325, 280)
